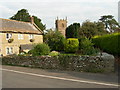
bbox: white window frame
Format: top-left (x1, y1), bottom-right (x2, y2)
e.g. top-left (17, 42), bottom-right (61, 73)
top-left (18, 34), bottom-right (21, 39)
top-left (6, 47), bottom-right (13, 55)
top-left (10, 47), bottom-right (13, 54)
top-left (18, 34), bottom-right (23, 39)
top-left (29, 34), bottom-right (34, 39)
top-left (6, 47), bottom-right (10, 55)
top-left (6, 33), bottom-right (12, 40)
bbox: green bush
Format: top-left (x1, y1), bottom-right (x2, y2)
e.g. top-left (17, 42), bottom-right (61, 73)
top-left (28, 43), bottom-right (50, 56)
top-left (64, 38), bottom-right (79, 53)
top-left (44, 30), bottom-right (65, 51)
top-left (80, 37), bottom-right (98, 55)
top-left (92, 33), bottom-right (120, 56)
top-left (49, 51), bottom-right (59, 56)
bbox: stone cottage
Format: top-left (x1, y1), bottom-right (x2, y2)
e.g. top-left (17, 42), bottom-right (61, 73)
top-left (0, 17), bottom-right (43, 56)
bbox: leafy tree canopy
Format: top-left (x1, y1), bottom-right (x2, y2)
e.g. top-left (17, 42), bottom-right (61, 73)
top-left (10, 9), bottom-right (30, 22)
top-left (10, 9), bottom-right (46, 31)
top-left (99, 15), bottom-right (120, 33)
top-left (66, 23), bottom-right (80, 38)
top-left (44, 29), bottom-right (65, 51)
top-left (79, 20), bottom-right (108, 38)
top-left (33, 16), bottom-right (46, 31)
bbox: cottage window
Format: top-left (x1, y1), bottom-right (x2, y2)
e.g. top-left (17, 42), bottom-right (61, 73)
top-left (6, 47), bottom-right (13, 55)
top-left (18, 34), bottom-right (23, 39)
top-left (6, 48), bottom-right (10, 55)
top-left (29, 34), bottom-right (34, 39)
top-left (10, 47), bottom-right (13, 54)
top-left (6, 33), bottom-right (12, 40)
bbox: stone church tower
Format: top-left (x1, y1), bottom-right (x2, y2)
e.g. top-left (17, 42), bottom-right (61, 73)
top-left (55, 17), bottom-right (67, 37)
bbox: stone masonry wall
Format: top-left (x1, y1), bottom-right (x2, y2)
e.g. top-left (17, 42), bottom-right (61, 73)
top-left (1, 55), bottom-right (114, 73)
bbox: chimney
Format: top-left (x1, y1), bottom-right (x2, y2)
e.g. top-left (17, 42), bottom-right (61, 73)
top-left (30, 16), bottom-right (34, 24)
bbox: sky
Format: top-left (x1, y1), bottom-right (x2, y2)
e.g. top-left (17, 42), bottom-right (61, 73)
top-left (119, 1), bottom-right (120, 23)
top-left (0, 0), bottom-right (119, 29)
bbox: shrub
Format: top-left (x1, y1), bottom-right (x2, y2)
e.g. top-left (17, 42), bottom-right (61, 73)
top-left (92, 33), bottom-right (120, 56)
top-left (64, 38), bottom-right (79, 53)
top-left (80, 37), bottom-right (98, 55)
top-left (49, 51), bottom-right (59, 56)
top-left (29, 43), bottom-right (50, 56)
top-left (44, 30), bottom-right (65, 51)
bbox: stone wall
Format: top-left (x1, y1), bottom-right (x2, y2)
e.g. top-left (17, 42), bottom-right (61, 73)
top-left (1, 55), bottom-right (115, 73)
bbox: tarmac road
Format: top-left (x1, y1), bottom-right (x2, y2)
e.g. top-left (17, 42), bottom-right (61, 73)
top-left (1, 65), bottom-right (119, 88)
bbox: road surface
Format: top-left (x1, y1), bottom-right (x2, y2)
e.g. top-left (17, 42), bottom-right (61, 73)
top-left (1, 65), bottom-right (119, 88)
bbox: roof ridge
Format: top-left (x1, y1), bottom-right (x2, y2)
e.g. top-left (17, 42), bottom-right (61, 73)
top-left (33, 23), bottom-right (43, 33)
top-left (0, 18), bottom-right (30, 24)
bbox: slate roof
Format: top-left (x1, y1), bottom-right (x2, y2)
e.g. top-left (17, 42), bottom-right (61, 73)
top-left (20, 44), bottom-right (34, 50)
top-left (0, 18), bottom-right (43, 34)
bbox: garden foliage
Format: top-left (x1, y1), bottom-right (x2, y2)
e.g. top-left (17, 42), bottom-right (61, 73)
top-left (92, 33), bottom-right (120, 56)
top-left (29, 43), bottom-right (50, 56)
top-left (79, 37), bottom-right (98, 55)
top-left (64, 38), bottom-right (79, 53)
top-left (44, 30), bottom-right (65, 51)
top-left (66, 23), bottom-right (80, 38)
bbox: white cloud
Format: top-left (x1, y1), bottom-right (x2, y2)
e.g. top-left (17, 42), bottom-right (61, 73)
top-left (0, 0), bottom-right (119, 28)
top-left (0, 4), bottom-right (15, 18)
top-left (0, 0), bottom-right (119, 2)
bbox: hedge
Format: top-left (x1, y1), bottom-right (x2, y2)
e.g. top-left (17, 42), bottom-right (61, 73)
top-left (92, 33), bottom-right (120, 56)
top-left (64, 38), bottom-right (79, 53)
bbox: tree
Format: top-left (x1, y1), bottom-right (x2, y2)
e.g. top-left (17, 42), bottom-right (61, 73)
top-left (10, 9), bottom-right (30, 22)
top-left (66, 23), bottom-right (80, 38)
top-left (44, 29), bottom-right (65, 51)
top-left (80, 21), bottom-right (98, 38)
top-left (99, 15), bottom-right (120, 32)
top-left (95, 22), bottom-right (108, 35)
top-left (10, 9), bottom-right (46, 31)
top-left (79, 20), bottom-right (108, 38)
top-left (32, 16), bottom-right (46, 31)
